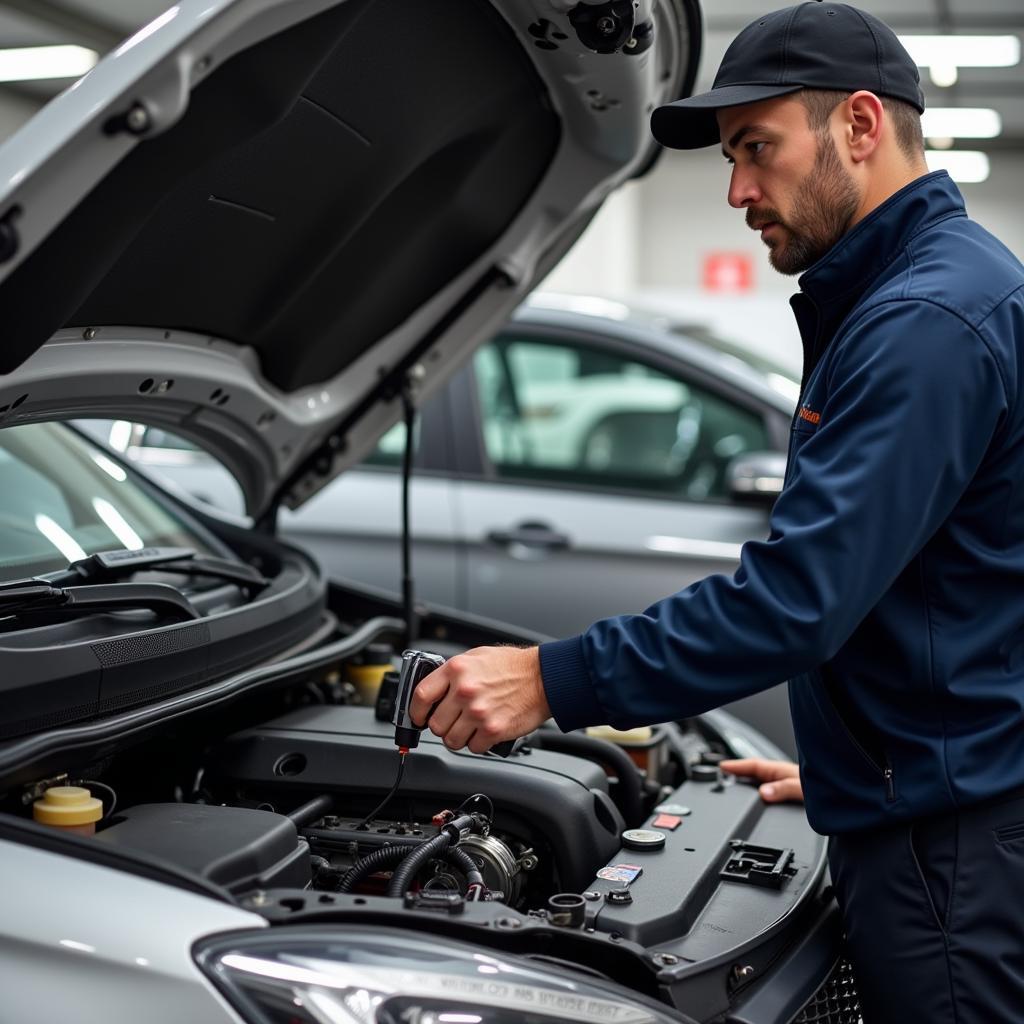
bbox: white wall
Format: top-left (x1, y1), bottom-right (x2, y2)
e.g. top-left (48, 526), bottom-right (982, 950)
top-left (542, 147), bottom-right (1024, 379)
top-left (542, 180), bottom-right (642, 298)
top-left (953, 151), bottom-right (1024, 261)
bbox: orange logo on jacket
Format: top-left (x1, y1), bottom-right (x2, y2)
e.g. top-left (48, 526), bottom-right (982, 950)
top-left (799, 407), bottom-right (821, 425)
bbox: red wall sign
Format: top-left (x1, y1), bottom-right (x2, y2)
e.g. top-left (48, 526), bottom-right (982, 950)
top-left (702, 251), bottom-right (753, 292)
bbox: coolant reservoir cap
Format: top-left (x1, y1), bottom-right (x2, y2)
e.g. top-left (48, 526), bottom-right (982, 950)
top-left (621, 828), bottom-right (666, 851)
top-left (33, 786), bottom-right (102, 826)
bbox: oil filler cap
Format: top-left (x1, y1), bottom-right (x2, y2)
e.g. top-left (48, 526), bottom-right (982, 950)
top-left (621, 828), bottom-right (666, 851)
top-left (690, 764), bottom-right (720, 783)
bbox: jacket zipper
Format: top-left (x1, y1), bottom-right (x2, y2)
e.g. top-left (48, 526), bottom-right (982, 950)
top-left (883, 765), bottom-right (895, 803)
top-left (821, 667), bottom-right (897, 803)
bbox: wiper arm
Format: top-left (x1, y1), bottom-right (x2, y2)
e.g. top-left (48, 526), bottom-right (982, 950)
top-left (51, 547), bottom-right (269, 596)
top-left (0, 547), bottom-right (268, 624)
top-left (0, 581), bottom-right (200, 620)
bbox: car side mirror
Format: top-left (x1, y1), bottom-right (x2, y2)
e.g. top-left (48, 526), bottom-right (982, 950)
top-left (726, 451), bottom-right (787, 505)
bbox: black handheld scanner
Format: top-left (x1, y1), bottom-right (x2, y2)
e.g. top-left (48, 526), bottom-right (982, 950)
top-left (392, 648), bottom-right (525, 757)
top-left (392, 649), bottom-right (445, 751)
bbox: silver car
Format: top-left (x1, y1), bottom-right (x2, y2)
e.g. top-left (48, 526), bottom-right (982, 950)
top-left (0, 1), bottom-right (854, 1021)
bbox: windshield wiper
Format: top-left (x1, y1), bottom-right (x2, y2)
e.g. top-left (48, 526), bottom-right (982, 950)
top-left (0, 580), bottom-right (200, 620)
top-left (0, 548), bottom-right (270, 624)
top-left (51, 546), bottom-right (269, 596)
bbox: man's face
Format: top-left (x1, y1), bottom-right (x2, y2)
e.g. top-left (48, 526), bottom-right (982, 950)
top-left (717, 95), bottom-right (861, 275)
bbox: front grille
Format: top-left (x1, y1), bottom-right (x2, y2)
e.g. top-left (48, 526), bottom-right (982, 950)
top-left (791, 958), bottom-right (861, 1024)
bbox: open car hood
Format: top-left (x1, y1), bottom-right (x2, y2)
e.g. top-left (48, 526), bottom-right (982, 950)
top-left (0, 0), bottom-right (698, 519)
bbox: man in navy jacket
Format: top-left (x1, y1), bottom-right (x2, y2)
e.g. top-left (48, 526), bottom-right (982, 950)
top-left (413, 4), bottom-right (1024, 1018)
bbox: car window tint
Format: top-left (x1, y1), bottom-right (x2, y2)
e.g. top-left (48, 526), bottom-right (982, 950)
top-left (473, 336), bottom-right (769, 500)
top-left (0, 422), bottom-right (216, 581)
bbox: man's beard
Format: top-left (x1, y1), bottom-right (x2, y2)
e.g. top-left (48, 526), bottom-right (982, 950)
top-left (747, 134), bottom-right (860, 276)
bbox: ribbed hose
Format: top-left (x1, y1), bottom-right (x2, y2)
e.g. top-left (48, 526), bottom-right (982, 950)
top-left (386, 833), bottom-right (451, 897)
top-left (444, 846), bottom-right (484, 888)
top-left (338, 840), bottom-right (485, 897)
top-left (336, 844), bottom-right (412, 893)
top-left (532, 730), bottom-right (644, 828)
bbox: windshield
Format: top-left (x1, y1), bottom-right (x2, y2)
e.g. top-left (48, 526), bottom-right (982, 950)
top-left (0, 422), bottom-right (216, 582)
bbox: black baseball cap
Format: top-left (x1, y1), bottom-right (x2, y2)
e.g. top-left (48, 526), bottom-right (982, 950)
top-left (652, 1), bottom-right (925, 150)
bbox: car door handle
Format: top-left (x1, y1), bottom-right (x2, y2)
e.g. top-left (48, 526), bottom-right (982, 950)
top-left (487, 522), bottom-right (571, 551)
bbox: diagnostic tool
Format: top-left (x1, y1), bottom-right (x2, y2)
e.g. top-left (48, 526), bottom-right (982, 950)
top-left (392, 649), bottom-right (446, 752)
top-left (392, 649), bottom-right (523, 757)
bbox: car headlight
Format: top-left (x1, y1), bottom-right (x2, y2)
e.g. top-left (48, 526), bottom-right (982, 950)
top-left (196, 925), bottom-right (695, 1024)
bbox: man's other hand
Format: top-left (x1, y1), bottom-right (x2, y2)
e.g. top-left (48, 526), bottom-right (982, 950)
top-left (720, 758), bottom-right (804, 804)
top-left (409, 646), bottom-right (551, 754)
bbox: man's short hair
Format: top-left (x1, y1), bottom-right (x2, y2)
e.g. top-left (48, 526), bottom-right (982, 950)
top-left (800, 89), bottom-right (924, 161)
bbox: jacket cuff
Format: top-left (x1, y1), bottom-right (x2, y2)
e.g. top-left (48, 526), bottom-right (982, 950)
top-left (538, 635), bottom-right (605, 732)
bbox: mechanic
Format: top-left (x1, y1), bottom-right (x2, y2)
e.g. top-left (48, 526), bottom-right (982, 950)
top-left (411, 4), bottom-right (1024, 1019)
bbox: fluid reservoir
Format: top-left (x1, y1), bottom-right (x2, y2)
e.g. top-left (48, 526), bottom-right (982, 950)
top-left (33, 786), bottom-right (103, 836)
top-left (586, 724), bottom-right (668, 783)
top-left (345, 643), bottom-right (395, 704)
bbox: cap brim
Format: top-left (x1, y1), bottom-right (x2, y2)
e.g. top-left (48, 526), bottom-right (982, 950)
top-left (651, 83), bottom-right (803, 150)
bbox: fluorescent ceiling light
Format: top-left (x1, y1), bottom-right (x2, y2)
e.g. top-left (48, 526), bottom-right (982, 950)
top-left (926, 150), bottom-right (990, 184)
top-left (0, 45), bottom-right (98, 82)
top-left (899, 35), bottom-right (1020, 88)
top-left (91, 452), bottom-right (127, 482)
top-left (108, 419), bottom-right (133, 453)
top-left (35, 514), bottom-right (87, 563)
top-left (921, 108), bottom-right (1002, 140)
top-left (92, 498), bottom-right (144, 551)
top-left (899, 35), bottom-right (1020, 68)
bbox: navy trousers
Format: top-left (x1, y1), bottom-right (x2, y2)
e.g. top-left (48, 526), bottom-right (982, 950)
top-left (828, 788), bottom-right (1024, 1023)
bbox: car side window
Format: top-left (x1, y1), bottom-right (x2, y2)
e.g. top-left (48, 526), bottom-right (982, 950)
top-left (473, 336), bottom-right (769, 500)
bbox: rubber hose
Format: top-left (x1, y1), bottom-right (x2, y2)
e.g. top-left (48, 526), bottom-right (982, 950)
top-left (386, 833), bottom-right (451, 897)
top-left (443, 846), bottom-right (484, 888)
top-left (336, 844), bottom-right (412, 893)
top-left (288, 794), bottom-right (334, 829)
top-left (532, 730), bottom-right (644, 828)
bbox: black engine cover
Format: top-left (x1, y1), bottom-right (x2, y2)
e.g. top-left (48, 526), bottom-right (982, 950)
top-left (206, 705), bottom-right (624, 892)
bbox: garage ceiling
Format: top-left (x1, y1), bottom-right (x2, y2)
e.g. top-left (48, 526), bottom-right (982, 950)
top-left (0, 0), bottom-right (1021, 149)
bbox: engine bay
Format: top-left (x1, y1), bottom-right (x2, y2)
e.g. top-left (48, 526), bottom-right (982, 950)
top-left (0, 588), bottom-right (841, 1023)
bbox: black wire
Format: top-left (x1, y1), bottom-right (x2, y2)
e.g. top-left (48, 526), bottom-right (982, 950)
top-left (401, 383), bottom-right (417, 649)
top-left (76, 779), bottom-right (117, 819)
top-left (456, 792), bottom-right (494, 822)
top-left (356, 752), bottom-right (406, 830)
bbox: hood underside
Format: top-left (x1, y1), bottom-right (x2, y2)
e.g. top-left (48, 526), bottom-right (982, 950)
top-left (0, 0), bottom-right (697, 517)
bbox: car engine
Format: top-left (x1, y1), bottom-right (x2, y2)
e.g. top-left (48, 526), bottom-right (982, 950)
top-left (3, 617), bottom-right (846, 1023)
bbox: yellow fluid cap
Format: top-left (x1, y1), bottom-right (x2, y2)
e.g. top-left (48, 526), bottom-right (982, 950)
top-left (586, 724), bottom-right (654, 746)
top-left (33, 786), bottom-right (103, 826)
top-left (347, 663), bottom-right (390, 686)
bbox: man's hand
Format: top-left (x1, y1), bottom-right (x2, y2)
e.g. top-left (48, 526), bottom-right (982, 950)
top-left (720, 758), bottom-right (804, 804)
top-left (409, 645), bottom-right (551, 754)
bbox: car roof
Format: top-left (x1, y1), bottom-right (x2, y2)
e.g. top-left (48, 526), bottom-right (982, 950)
top-left (511, 294), bottom-right (800, 414)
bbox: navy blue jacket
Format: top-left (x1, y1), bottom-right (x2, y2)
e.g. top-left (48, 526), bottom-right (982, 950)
top-left (539, 171), bottom-right (1024, 835)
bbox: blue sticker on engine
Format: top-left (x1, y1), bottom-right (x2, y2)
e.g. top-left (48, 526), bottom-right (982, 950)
top-left (596, 863), bottom-right (643, 884)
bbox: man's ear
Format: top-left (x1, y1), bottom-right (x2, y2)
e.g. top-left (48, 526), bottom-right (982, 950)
top-left (843, 90), bottom-right (884, 164)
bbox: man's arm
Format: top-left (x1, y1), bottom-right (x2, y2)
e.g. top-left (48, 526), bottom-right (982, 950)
top-left (413, 301), bottom-right (1007, 749)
